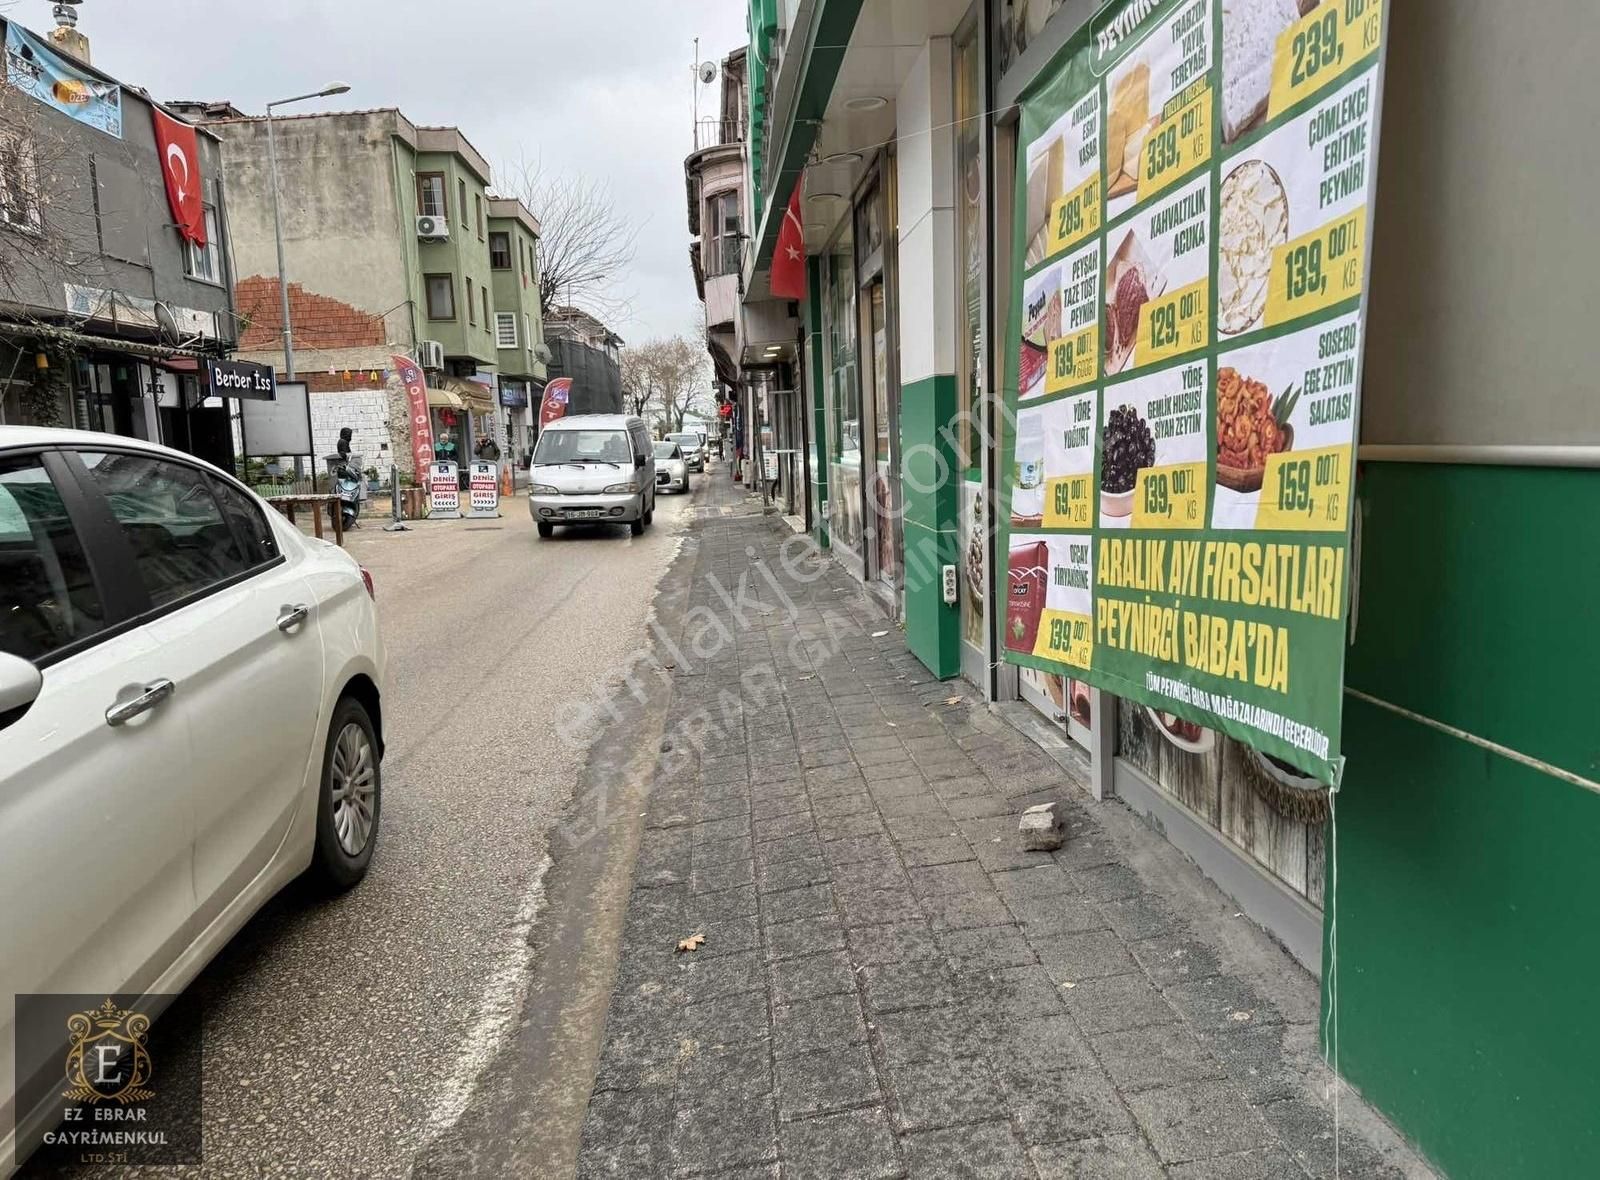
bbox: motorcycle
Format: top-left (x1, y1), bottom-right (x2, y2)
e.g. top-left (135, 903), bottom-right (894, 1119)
top-left (329, 463), bottom-right (363, 531)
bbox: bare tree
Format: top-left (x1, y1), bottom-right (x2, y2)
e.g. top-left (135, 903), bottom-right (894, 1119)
top-left (499, 155), bottom-right (639, 321)
top-left (622, 335), bottom-right (710, 436)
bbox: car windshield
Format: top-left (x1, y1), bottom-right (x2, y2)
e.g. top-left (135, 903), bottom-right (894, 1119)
top-left (653, 442), bottom-right (680, 460)
top-left (667, 434), bottom-right (698, 448)
top-left (534, 429), bottom-right (632, 465)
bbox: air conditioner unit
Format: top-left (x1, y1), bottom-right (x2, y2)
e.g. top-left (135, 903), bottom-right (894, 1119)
top-left (417, 340), bottom-right (445, 369)
top-left (416, 214), bottom-right (449, 239)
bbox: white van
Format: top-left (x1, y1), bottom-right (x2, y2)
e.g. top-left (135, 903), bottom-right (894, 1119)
top-left (527, 415), bottom-right (656, 537)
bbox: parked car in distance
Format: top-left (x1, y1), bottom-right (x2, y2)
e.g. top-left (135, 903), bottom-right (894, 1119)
top-left (528, 415), bottom-right (656, 538)
top-left (0, 427), bottom-right (385, 1172)
top-left (654, 441), bottom-right (691, 493)
top-left (666, 432), bottom-right (705, 473)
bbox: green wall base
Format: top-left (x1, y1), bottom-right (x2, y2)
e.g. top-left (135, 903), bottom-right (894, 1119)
top-left (1324, 460), bottom-right (1600, 1179)
top-left (900, 375), bottom-right (960, 679)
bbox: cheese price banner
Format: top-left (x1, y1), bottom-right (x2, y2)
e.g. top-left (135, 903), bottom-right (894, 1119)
top-left (1000, 0), bottom-right (1389, 783)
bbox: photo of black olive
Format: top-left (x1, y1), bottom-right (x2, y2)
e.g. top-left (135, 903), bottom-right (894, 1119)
top-left (1101, 404), bottom-right (1156, 493)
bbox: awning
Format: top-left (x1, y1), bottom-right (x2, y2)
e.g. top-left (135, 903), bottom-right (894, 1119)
top-left (443, 378), bottom-right (495, 412)
top-left (426, 387), bottom-right (464, 409)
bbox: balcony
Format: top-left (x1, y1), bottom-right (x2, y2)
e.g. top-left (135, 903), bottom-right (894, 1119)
top-left (693, 118), bottom-right (745, 152)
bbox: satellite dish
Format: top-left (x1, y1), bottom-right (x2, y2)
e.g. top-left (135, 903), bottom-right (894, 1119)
top-left (154, 301), bottom-right (182, 344)
top-left (698, 60), bottom-right (718, 85)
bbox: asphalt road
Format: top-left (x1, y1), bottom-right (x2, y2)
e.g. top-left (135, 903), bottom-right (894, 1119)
top-left (48, 480), bottom-right (701, 1178)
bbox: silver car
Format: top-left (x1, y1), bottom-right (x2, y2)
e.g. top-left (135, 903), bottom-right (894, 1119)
top-left (654, 440), bottom-right (690, 492)
top-left (665, 432), bottom-right (705, 472)
top-left (528, 414), bottom-right (656, 537)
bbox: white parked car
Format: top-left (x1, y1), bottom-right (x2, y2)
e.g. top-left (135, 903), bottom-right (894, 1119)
top-left (0, 428), bottom-right (385, 1172)
top-left (653, 440), bottom-right (691, 493)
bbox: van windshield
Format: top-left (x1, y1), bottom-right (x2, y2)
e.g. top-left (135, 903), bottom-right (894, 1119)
top-left (534, 429), bottom-right (631, 465)
top-left (667, 434), bottom-right (698, 447)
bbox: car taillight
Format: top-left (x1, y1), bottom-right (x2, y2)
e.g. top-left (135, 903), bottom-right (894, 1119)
top-left (360, 566), bottom-right (375, 599)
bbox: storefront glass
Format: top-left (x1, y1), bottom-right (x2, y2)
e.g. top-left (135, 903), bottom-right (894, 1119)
top-left (955, 15), bottom-right (988, 663)
top-left (822, 230), bottom-right (862, 561)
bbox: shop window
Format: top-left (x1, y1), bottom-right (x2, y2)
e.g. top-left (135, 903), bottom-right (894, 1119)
top-left (490, 231), bottom-right (512, 269)
top-left (184, 207), bottom-right (221, 283)
top-left (417, 173), bottom-right (447, 219)
top-left (425, 273), bottom-right (455, 320)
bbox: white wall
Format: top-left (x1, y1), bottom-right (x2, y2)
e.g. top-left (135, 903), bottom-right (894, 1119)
top-left (896, 38), bottom-right (957, 387)
top-left (309, 389), bottom-right (393, 473)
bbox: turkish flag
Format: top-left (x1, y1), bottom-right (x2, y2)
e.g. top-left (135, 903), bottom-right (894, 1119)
top-left (152, 109), bottom-right (206, 246)
top-left (769, 186), bottom-right (806, 300)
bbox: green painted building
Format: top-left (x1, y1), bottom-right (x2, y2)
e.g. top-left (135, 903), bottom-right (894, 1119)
top-left (487, 197), bottom-right (547, 460)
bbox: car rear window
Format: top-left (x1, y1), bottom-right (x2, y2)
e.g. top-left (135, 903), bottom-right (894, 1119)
top-left (653, 442), bottom-right (680, 459)
top-left (534, 430), bottom-right (632, 465)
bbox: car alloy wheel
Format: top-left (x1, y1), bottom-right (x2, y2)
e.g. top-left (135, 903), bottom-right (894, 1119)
top-left (329, 721), bottom-right (377, 856)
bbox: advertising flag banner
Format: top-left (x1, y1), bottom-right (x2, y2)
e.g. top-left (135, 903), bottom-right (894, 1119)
top-left (151, 108), bottom-right (206, 246)
top-left (393, 354), bottom-right (435, 481)
top-left (539, 377), bottom-right (572, 431)
top-left (998, 0), bottom-right (1391, 783)
top-left (3, 22), bottom-right (121, 136)
top-left (770, 187), bottom-right (807, 299)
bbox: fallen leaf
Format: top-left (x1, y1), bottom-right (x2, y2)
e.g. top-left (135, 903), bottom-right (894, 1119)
top-left (676, 933), bottom-right (707, 953)
top-left (1229, 1010), bottom-right (1253, 1023)
top-left (871, 630), bottom-right (888, 638)
top-left (885, 721), bottom-right (897, 728)
top-left (943, 696), bottom-right (963, 706)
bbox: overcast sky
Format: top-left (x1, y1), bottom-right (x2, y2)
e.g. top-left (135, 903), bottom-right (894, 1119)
top-left (60, 0), bottom-right (747, 344)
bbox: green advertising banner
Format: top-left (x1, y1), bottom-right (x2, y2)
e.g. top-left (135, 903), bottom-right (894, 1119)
top-left (999, 0), bottom-right (1389, 783)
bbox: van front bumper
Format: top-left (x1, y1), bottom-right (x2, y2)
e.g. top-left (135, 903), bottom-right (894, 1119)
top-left (528, 491), bottom-right (644, 523)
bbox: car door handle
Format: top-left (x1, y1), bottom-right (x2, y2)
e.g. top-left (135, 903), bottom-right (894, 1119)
top-left (105, 679), bottom-right (175, 727)
top-left (277, 604), bottom-right (310, 632)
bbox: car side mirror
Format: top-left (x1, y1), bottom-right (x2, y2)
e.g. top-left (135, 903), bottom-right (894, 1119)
top-left (635, 454), bottom-right (647, 469)
top-left (0, 651), bottom-right (43, 724)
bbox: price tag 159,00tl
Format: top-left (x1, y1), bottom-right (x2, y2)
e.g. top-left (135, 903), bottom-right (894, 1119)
top-left (1255, 445), bottom-right (1352, 531)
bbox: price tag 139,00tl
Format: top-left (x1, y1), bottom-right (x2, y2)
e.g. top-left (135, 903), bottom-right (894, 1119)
top-left (1266, 207), bottom-right (1366, 327)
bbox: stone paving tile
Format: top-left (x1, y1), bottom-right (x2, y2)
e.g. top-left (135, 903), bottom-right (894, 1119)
top-left (1126, 1079), bottom-right (1277, 1165)
top-left (884, 1055), bottom-right (1010, 1132)
top-left (773, 992), bottom-right (868, 1057)
top-left (580, 498), bottom-right (1427, 1180)
top-left (776, 1044), bottom-right (881, 1120)
top-left (765, 914), bottom-right (845, 962)
top-left (1028, 1134), bottom-right (1166, 1179)
top-left (1091, 1024), bottom-right (1230, 1093)
top-left (778, 1107), bottom-right (903, 1180)
top-left (770, 950), bottom-right (860, 1006)
top-left (900, 1120), bottom-right (1033, 1178)
top-left (846, 920), bottom-right (943, 965)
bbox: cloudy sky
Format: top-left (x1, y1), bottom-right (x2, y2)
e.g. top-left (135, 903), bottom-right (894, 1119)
top-left (62, 0), bottom-right (747, 343)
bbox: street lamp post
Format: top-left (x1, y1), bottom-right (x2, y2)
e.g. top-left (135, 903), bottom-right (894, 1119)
top-left (264, 83), bottom-right (351, 383)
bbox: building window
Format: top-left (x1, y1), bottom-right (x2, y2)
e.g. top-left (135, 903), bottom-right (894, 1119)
top-left (489, 231), bottom-right (512, 269)
top-left (706, 190), bottom-right (741, 276)
top-left (458, 178), bottom-right (468, 227)
top-left (425, 273), bottom-right (455, 320)
top-left (0, 132), bottom-right (42, 233)
top-left (466, 278), bottom-right (476, 326)
top-left (523, 313), bottom-right (532, 359)
top-left (417, 173), bottom-right (447, 219)
top-left (474, 194), bottom-right (484, 240)
top-left (481, 286), bottom-right (490, 330)
top-left (184, 207), bottom-right (221, 283)
top-left (495, 313), bottom-right (518, 349)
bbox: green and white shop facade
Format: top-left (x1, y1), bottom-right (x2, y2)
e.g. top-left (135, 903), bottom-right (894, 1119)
top-left (745, 2), bottom-right (1598, 1174)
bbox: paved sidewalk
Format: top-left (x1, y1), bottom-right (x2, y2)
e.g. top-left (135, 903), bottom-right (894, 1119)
top-left (576, 481), bottom-right (1429, 1179)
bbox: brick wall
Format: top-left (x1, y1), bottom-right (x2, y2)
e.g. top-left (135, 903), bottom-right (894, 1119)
top-left (237, 276), bottom-right (387, 352)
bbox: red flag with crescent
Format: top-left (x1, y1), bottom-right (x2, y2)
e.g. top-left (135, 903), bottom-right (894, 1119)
top-left (152, 109), bottom-right (206, 246)
top-left (769, 186), bottom-right (806, 300)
